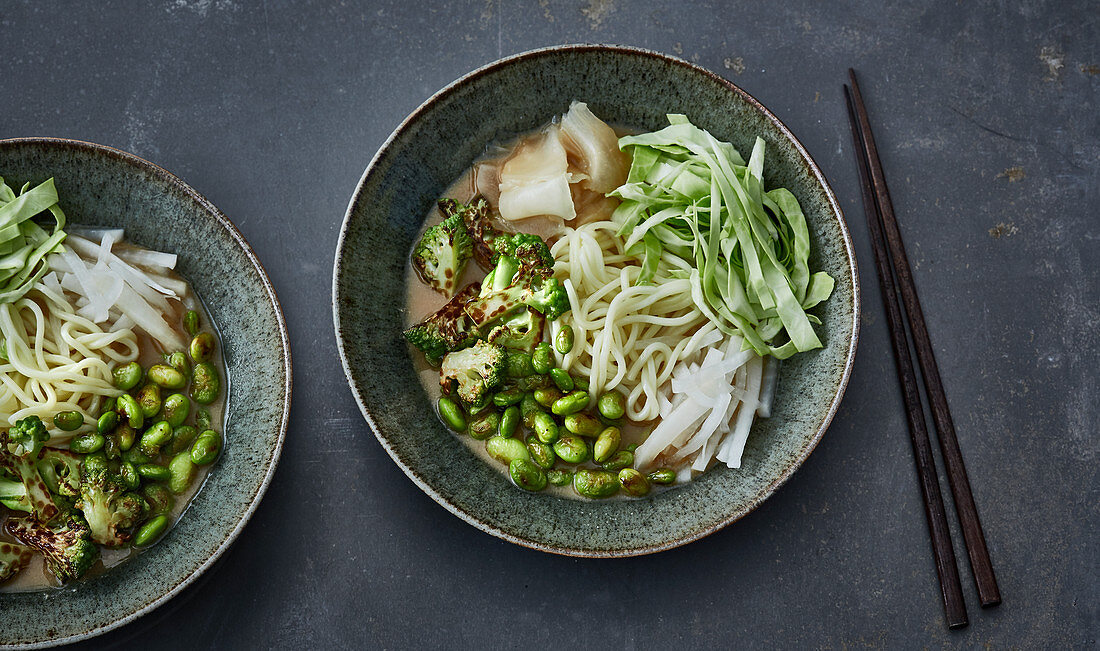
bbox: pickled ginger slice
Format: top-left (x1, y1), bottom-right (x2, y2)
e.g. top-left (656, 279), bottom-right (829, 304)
top-left (498, 125), bottom-right (576, 224)
top-left (560, 101), bottom-right (629, 193)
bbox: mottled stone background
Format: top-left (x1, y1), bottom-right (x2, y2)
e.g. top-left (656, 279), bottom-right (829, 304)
top-left (3, 0), bottom-right (1096, 648)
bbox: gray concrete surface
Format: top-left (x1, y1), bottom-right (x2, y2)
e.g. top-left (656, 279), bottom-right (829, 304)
top-left (3, 0), bottom-right (1097, 648)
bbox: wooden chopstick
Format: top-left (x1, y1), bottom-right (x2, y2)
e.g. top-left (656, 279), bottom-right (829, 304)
top-left (843, 84), bottom-right (969, 630)
top-left (847, 69), bottom-right (1002, 610)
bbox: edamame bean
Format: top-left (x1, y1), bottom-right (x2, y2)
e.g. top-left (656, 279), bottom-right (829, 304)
top-left (467, 412), bottom-right (500, 441)
top-left (96, 411), bottom-right (118, 436)
top-left (194, 409), bottom-right (212, 431)
top-left (525, 436), bottom-right (556, 469)
top-left (148, 364), bottom-right (187, 389)
top-left (597, 391), bottom-right (626, 421)
top-left (183, 310), bottom-right (200, 336)
top-left (436, 397), bottom-right (466, 432)
top-left (101, 396), bottom-right (117, 415)
top-left (190, 430), bottom-right (222, 465)
top-left (116, 423), bottom-right (136, 452)
top-left (552, 434), bottom-right (589, 464)
top-left (123, 446), bottom-right (152, 466)
top-left (509, 459), bottom-right (547, 491)
top-left (142, 483), bottom-right (174, 515)
top-left (162, 393), bottom-right (190, 428)
top-left (189, 332), bottom-right (216, 363)
top-left (136, 464), bottom-right (171, 482)
top-left (83, 452), bottom-right (108, 474)
top-left (600, 450), bottom-right (634, 472)
top-left (137, 384), bottom-right (162, 418)
top-left (563, 413), bottom-right (601, 437)
top-left (573, 468), bottom-right (619, 499)
top-left (647, 468), bottom-right (677, 485)
top-left (533, 387), bottom-right (562, 408)
top-left (485, 435), bottom-right (530, 466)
top-left (116, 394), bottom-right (144, 429)
top-left (132, 514), bottom-right (169, 547)
top-left (533, 412), bottom-right (559, 445)
top-left (190, 362), bottom-right (220, 404)
top-left (491, 388), bottom-right (523, 408)
top-left (531, 343), bottom-right (553, 375)
top-left (592, 427), bottom-right (621, 463)
top-left (103, 432), bottom-right (121, 459)
top-left (549, 368), bottom-right (574, 393)
top-left (506, 352), bottom-right (535, 378)
top-left (519, 393), bottom-right (542, 429)
top-left (168, 425), bottom-right (199, 455)
top-left (119, 462), bottom-right (141, 490)
top-left (573, 376), bottom-right (589, 393)
top-left (618, 468), bottom-right (651, 497)
top-left (166, 351), bottom-right (190, 378)
top-left (547, 468), bottom-right (573, 486)
top-left (551, 391), bottom-right (588, 416)
top-left (112, 362), bottom-right (142, 390)
top-left (555, 325), bottom-right (574, 355)
top-left (168, 451), bottom-right (195, 494)
top-left (52, 411), bottom-right (84, 432)
top-left (69, 432), bottom-right (105, 455)
top-left (499, 405), bottom-right (520, 438)
top-left (139, 421), bottom-right (173, 456)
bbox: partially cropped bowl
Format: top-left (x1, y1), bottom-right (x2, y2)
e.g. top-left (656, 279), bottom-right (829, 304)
top-left (0, 138), bottom-right (291, 647)
top-left (333, 45), bottom-right (858, 556)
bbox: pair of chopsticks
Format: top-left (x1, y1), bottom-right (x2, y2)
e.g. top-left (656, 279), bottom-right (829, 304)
top-left (843, 70), bottom-right (1002, 629)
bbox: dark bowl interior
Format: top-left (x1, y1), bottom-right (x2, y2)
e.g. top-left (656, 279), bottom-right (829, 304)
top-left (0, 138), bottom-right (291, 648)
top-left (333, 45), bottom-right (858, 556)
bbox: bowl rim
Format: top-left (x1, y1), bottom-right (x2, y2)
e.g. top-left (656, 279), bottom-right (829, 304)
top-left (0, 136), bottom-right (293, 648)
top-left (332, 43), bottom-right (860, 558)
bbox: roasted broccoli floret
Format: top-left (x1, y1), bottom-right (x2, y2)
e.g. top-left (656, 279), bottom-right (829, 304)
top-left (464, 254), bottom-right (570, 326)
top-left (403, 283), bottom-right (482, 363)
top-left (490, 232), bottom-right (554, 268)
top-left (412, 213), bottom-right (473, 297)
top-left (5, 510), bottom-right (99, 583)
top-left (6, 415), bottom-right (49, 458)
top-left (38, 448), bottom-right (82, 497)
top-left (486, 308), bottom-right (545, 353)
top-left (76, 467), bottom-right (146, 547)
top-left (0, 540), bottom-right (34, 583)
top-left (0, 419), bottom-right (58, 523)
top-left (0, 475), bottom-right (31, 513)
top-left (440, 197), bottom-right (499, 270)
top-left (439, 340), bottom-right (507, 405)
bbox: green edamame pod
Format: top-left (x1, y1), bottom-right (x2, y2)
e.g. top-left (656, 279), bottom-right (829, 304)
top-left (592, 427), bottom-right (621, 463)
top-left (647, 468), bottom-right (676, 485)
top-left (547, 468), bottom-right (573, 486)
top-left (467, 412), bottom-right (500, 441)
top-left (166, 351), bottom-right (190, 378)
top-left (133, 514), bottom-right (169, 547)
top-left (96, 411), bottom-right (118, 436)
top-left (53, 411), bottom-right (84, 432)
top-left (485, 435), bottom-right (530, 466)
top-left (533, 387), bottom-right (562, 408)
top-left (142, 483), bottom-right (174, 515)
top-left (549, 368), bottom-right (573, 393)
top-left (533, 412), bottom-right (559, 445)
top-left (183, 310), bottom-right (200, 336)
top-left (563, 413), bottom-right (602, 437)
top-left (190, 362), bottom-right (220, 404)
top-left (119, 462), bottom-right (141, 490)
top-left (147, 364), bottom-right (187, 389)
top-left (168, 425), bottom-right (199, 455)
top-left (555, 325), bottom-right (574, 355)
top-left (600, 450), bottom-right (634, 472)
top-left (189, 332), bottom-right (217, 363)
top-left (69, 432), bottom-right (105, 455)
top-left (116, 423), bottom-right (136, 452)
top-left (597, 391), bottom-right (626, 421)
top-left (531, 343), bottom-right (553, 375)
top-left (491, 388), bottom-right (523, 408)
top-left (137, 384), bottom-right (162, 418)
top-left (112, 362), bottom-right (142, 390)
top-left (506, 352), bottom-right (536, 378)
top-left (573, 468), bottom-right (619, 499)
top-left (552, 434), bottom-right (590, 464)
top-left (139, 421), bottom-right (173, 457)
top-left (551, 391), bottom-right (588, 416)
top-left (116, 394), bottom-right (144, 429)
top-left (509, 458), bottom-right (547, 491)
top-left (168, 452), bottom-right (195, 494)
top-left (136, 464), bottom-right (171, 482)
top-left (525, 436), bottom-right (556, 469)
top-left (618, 468), bottom-right (650, 497)
top-left (190, 430), bottom-right (222, 465)
top-left (437, 396), bottom-right (466, 432)
top-left (162, 393), bottom-right (190, 428)
top-left (499, 405), bottom-right (520, 438)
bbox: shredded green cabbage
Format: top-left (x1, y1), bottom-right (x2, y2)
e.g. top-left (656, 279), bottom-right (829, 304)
top-left (0, 177), bottom-right (67, 304)
top-left (610, 116), bottom-right (833, 359)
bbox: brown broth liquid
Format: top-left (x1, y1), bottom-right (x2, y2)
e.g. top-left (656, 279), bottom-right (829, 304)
top-left (0, 250), bottom-right (228, 592)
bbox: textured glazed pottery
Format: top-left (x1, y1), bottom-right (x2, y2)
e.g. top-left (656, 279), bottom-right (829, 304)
top-left (0, 138), bottom-right (292, 648)
top-left (334, 45), bottom-right (859, 556)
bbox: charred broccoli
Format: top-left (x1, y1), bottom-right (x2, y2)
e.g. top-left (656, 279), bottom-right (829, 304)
top-left (440, 197), bottom-right (499, 270)
top-left (490, 232), bottom-right (554, 268)
top-left (0, 541), bottom-right (34, 582)
top-left (5, 510), bottom-right (99, 583)
top-left (464, 254), bottom-right (570, 326)
top-left (403, 283), bottom-right (483, 363)
top-left (0, 476), bottom-right (31, 513)
top-left (486, 308), bottom-right (545, 353)
top-left (412, 213), bottom-right (473, 297)
top-left (76, 467), bottom-right (146, 547)
top-left (38, 448), bottom-right (82, 497)
top-left (439, 340), bottom-right (507, 405)
top-left (6, 415), bottom-right (48, 458)
top-left (0, 417), bottom-right (58, 523)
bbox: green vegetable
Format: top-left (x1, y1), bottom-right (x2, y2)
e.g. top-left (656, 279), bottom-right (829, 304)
top-left (167, 351), bottom-right (191, 377)
top-left (190, 362), bottom-right (220, 404)
top-left (140, 421), bottom-right (173, 456)
top-left (116, 394), bottom-right (143, 429)
top-left (183, 310), bottom-right (200, 336)
top-left (611, 115), bottom-right (834, 358)
top-left (69, 432), bottom-right (105, 455)
top-left (505, 351), bottom-right (536, 378)
top-left (531, 342), bottom-right (553, 375)
top-left (499, 405), bottom-right (520, 438)
top-left (437, 397), bottom-right (466, 432)
top-left (597, 391), bottom-right (626, 420)
top-left (112, 362), bottom-right (142, 390)
top-left (552, 434), bottom-right (589, 464)
top-left (96, 411), bottom-right (118, 435)
top-left (119, 462), bottom-right (141, 490)
top-left (194, 408), bottom-right (212, 431)
top-left (563, 413), bottom-right (601, 437)
top-left (137, 383), bottom-right (162, 418)
top-left (4, 511), bottom-right (98, 583)
top-left (402, 283), bottom-right (482, 363)
top-left (189, 332), bottom-right (216, 363)
top-left (532, 412), bottom-right (559, 445)
top-left (76, 466), bottom-right (146, 547)
top-left (148, 364), bottom-right (186, 389)
top-left (593, 427), bottom-right (621, 463)
top-left (485, 308), bottom-right (545, 353)
top-left (440, 341), bottom-right (507, 405)
top-left (555, 325), bottom-right (574, 354)
top-left (463, 252), bottom-right (569, 326)
top-left (525, 436), bottom-right (556, 470)
top-left (168, 425), bottom-right (199, 455)
top-left (551, 391), bottom-right (588, 416)
top-left (167, 452), bottom-right (195, 494)
top-left (467, 411), bottom-right (500, 441)
top-left (190, 430), bottom-right (222, 465)
top-left (162, 393), bottom-right (190, 428)
top-left (533, 387), bottom-right (562, 408)
top-left (618, 468), bottom-right (651, 497)
top-left (647, 468), bottom-right (676, 485)
top-left (572, 468), bottom-right (618, 499)
top-left (519, 393), bottom-right (542, 429)
top-left (491, 388), bottom-right (523, 407)
top-left (411, 212), bottom-right (474, 297)
top-left (508, 459), bottom-right (547, 492)
top-left (136, 463), bottom-right (171, 482)
top-left (53, 410), bottom-right (84, 432)
top-left (485, 435), bottom-right (530, 466)
top-left (600, 450), bottom-right (634, 472)
top-left (547, 468), bottom-right (573, 487)
top-left (132, 514), bottom-right (169, 547)
top-left (0, 177), bottom-right (68, 304)
top-left (549, 368), bottom-right (573, 392)
top-left (142, 483), bottom-right (174, 515)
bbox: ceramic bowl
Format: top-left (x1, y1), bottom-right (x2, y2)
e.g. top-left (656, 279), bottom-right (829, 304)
top-left (333, 45), bottom-right (858, 556)
top-left (0, 138), bottom-right (291, 647)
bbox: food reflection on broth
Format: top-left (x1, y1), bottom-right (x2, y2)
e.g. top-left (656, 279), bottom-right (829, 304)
top-left (402, 102), bottom-right (833, 500)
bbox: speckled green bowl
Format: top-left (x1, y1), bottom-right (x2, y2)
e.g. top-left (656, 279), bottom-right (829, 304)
top-left (334, 45), bottom-right (858, 557)
top-left (0, 138), bottom-right (291, 647)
